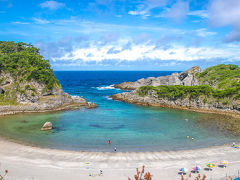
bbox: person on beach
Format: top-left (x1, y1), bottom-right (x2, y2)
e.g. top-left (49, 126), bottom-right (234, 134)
top-left (114, 147), bottom-right (117, 152)
top-left (99, 169), bottom-right (103, 176)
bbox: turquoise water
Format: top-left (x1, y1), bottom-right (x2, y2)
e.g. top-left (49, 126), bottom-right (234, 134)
top-left (0, 71), bottom-right (237, 152)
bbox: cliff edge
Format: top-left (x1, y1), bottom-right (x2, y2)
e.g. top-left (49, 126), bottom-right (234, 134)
top-left (0, 41), bottom-right (95, 115)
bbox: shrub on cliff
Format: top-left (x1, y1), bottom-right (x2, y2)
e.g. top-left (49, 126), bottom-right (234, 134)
top-left (137, 64), bottom-right (240, 104)
top-left (137, 84), bottom-right (240, 103)
top-left (196, 64), bottom-right (240, 89)
top-left (0, 41), bottom-right (60, 90)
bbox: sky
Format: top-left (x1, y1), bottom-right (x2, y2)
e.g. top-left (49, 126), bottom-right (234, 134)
top-left (0, 0), bottom-right (240, 71)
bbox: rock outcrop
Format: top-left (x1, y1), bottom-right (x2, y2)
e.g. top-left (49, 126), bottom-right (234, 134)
top-left (0, 41), bottom-right (97, 116)
top-left (41, 122), bottom-right (52, 131)
top-left (86, 102), bottom-right (98, 109)
top-left (111, 65), bottom-right (240, 116)
top-left (114, 66), bottom-right (201, 90)
top-left (0, 72), bottom-right (96, 116)
top-left (111, 90), bottom-right (240, 115)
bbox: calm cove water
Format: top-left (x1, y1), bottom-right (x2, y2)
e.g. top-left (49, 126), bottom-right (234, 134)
top-left (0, 71), bottom-right (237, 152)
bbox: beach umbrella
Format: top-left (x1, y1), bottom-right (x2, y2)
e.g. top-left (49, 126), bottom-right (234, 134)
top-left (192, 166), bottom-right (201, 171)
top-left (220, 160), bottom-right (228, 166)
top-left (206, 163), bottom-right (215, 168)
top-left (179, 168), bottom-right (188, 173)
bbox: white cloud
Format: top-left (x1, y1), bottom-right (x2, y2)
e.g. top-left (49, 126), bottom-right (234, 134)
top-left (33, 18), bottom-right (50, 24)
top-left (195, 28), bottom-right (217, 37)
top-left (12, 21), bottom-right (30, 25)
top-left (128, 0), bottom-right (168, 18)
top-left (40, 1), bottom-right (65, 10)
top-left (188, 10), bottom-right (208, 18)
top-left (52, 39), bottom-right (240, 63)
top-left (208, 0), bottom-right (240, 42)
top-left (128, 10), bottom-right (148, 16)
top-left (161, 0), bottom-right (189, 21)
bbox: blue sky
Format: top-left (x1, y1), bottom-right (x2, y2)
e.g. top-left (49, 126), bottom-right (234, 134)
top-left (0, 0), bottom-right (240, 70)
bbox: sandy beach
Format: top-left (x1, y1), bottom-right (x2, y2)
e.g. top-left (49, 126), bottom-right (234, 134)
top-left (0, 138), bottom-right (240, 180)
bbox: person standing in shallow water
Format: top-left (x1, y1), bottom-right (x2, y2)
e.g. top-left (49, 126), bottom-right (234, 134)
top-left (114, 147), bottom-right (117, 152)
top-left (108, 140), bottom-right (111, 144)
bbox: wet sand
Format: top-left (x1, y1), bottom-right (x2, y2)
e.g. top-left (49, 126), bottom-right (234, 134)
top-left (0, 138), bottom-right (240, 180)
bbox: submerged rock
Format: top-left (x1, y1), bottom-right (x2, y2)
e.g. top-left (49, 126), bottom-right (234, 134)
top-left (41, 122), bottom-right (52, 131)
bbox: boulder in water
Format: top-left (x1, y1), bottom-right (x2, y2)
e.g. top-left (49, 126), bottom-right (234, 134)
top-left (41, 122), bottom-right (52, 131)
top-left (86, 102), bottom-right (98, 109)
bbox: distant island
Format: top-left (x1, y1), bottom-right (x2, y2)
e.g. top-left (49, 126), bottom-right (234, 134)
top-left (111, 64), bottom-right (240, 116)
top-left (0, 41), bottom-right (96, 116)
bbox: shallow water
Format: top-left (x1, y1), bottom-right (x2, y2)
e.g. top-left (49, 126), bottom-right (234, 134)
top-left (0, 71), bottom-right (237, 152)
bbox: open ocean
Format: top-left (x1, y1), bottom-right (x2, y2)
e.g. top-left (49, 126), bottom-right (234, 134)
top-left (0, 71), bottom-right (237, 152)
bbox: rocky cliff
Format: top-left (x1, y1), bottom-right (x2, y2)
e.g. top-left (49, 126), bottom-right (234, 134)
top-left (114, 66), bottom-right (201, 90)
top-left (0, 72), bottom-right (91, 115)
top-left (0, 41), bottom-right (96, 115)
top-left (111, 64), bottom-right (240, 116)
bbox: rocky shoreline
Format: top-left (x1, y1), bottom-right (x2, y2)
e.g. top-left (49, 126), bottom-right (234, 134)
top-left (0, 95), bottom-right (97, 116)
top-left (112, 65), bottom-right (240, 118)
top-left (110, 91), bottom-right (240, 120)
top-left (0, 102), bottom-right (96, 116)
top-left (0, 72), bottom-right (97, 116)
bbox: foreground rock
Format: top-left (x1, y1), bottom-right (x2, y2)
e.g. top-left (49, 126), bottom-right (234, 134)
top-left (114, 66), bottom-right (201, 90)
top-left (41, 122), bottom-right (52, 131)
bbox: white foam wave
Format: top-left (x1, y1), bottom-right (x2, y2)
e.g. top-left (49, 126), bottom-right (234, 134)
top-left (106, 96), bottom-right (112, 100)
top-left (96, 85), bottom-right (116, 90)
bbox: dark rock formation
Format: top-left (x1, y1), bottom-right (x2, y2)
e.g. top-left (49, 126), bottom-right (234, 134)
top-left (0, 88), bottom-right (4, 94)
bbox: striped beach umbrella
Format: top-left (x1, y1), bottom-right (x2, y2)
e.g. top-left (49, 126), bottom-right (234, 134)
top-left (192, 166), bottom-right (201, 171)
top-left (179, 168), bottom-right (188, 173)
top-left (206, 163), bottom-right (215, 168)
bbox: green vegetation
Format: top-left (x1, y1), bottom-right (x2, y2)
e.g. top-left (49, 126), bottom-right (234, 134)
top-left (0, 41), bottom-right (60, 89)
top-left (196, 64), bottom-right (240, 89)
top-left (138, 85), bottom-right (212, 99)
top-left (0, 94), bottom-right (16, 105)
top-left (137, 64), bottom-right (240, 105)
top-left (138, 85), bottom-right (240, 100)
